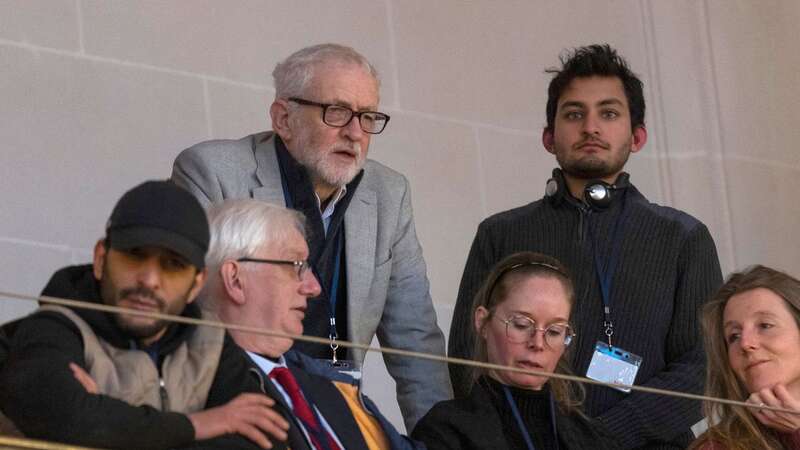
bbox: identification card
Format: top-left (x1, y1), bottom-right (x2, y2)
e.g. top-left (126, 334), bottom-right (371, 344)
top-left (316, 358), bottom-right (362, 380)
top-left (586, 341), bottom-right (642, 392)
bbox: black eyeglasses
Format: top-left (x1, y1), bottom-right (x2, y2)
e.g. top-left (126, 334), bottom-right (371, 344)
top-left (288, 97), bottom-right (390, 134)
top-left (237, 257), bottom-right (310, 281)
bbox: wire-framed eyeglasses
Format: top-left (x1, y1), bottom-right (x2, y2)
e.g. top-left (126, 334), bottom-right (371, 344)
top-left (237, 257), bottom-right (310, 281)
top-left (288, 97), bottom-right (390, 134)
top-left (499, 315), bottom-right (575, 348)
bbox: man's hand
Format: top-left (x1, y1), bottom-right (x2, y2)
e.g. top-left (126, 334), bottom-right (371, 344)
top-left (748, 384), bottom-right (800, 433)
top-left (69, 362), bottom-right (98, 394)
top-left (189, 392), bottom-right (290, 449)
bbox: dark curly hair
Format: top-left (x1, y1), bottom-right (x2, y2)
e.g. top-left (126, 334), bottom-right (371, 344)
top-left (545, 44), bottom-right (645, 132)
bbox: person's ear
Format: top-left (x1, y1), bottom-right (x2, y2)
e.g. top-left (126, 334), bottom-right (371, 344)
top-left (474, 306), bottom-right (490, 338)
top-left (92, 239), bottom-right (107, 280)
top-left (270, 99), bottom-right (293, 142)
top-left (185, 268), bottom-right (207, 305)
top-left (630, 126), bottom-right (647, 154)
top-left (542, 128), bottom-right (556, 155)
top-left (220, 261), bottom-right (247, 305)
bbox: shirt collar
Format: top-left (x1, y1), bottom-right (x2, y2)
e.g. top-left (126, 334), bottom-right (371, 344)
top-left (246, 351), bottom-right (287, 375)
top-left (315, 186), bottom-right (347, 221)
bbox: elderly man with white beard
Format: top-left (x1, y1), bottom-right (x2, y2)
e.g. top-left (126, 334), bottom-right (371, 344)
top-left (172, 43), bottom-right (451, 431)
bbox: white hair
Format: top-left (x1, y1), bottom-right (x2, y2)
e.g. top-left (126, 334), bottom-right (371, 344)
top-left (201, 199), bottom-right (306, 309)
top-left (272, 43), bottom-right (380, 99)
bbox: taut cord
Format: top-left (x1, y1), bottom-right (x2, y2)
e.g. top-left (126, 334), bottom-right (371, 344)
top-left (1, 289), bottom-right (798, 416)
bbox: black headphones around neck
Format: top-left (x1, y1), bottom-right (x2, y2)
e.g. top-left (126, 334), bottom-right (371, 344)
top-left (545, 169), bottom-right (629, 210)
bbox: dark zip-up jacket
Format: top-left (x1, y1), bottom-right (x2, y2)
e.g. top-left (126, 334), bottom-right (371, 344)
top-left (0, 264), bottom-right (268, 450)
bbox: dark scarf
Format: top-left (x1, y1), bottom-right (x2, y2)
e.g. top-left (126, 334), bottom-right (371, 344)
top-left (274, 136), bottom-right (364, 360)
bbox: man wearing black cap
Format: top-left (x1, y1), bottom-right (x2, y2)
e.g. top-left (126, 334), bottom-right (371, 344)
top-left (0, 180), bottom-right (289, 449)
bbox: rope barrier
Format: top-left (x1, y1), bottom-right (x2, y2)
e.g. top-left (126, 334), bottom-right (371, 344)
top-left (0, 435), bottom-right (99, 450)
top-left (1, 289), bottom-right (799, 418)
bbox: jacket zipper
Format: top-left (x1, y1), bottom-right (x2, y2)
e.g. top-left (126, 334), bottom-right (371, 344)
top-left (159, 376), bottom-right (169, 411)
top-left (157, 355), bottom-right (169, 412)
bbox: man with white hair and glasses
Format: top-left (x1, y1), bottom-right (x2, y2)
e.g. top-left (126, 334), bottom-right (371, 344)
top-left (172, 43), bottom-right (451, 430)
top-left (200, 198), bottom-right (421, 450)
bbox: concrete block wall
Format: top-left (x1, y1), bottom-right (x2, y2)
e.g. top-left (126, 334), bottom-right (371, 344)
top-left (2, 0), bottom-right (799, 432)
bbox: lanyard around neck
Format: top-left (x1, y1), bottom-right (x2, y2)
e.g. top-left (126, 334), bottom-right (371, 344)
top-left (502, 385), bottom-right (559, 450)
top-left (280, 167), bottom-right (344, 360)
top-left (586, 190), bottom-right (630, 346)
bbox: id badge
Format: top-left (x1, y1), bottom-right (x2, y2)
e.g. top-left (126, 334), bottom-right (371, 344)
top-left (316, 358), bottom-right (362, 380)
top-left (586, 341), bottom-right (642, 392)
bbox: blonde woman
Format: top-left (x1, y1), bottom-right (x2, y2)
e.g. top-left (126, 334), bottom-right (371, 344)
top-left (412, 252), bottom-right (615, 449)
top-left (693, 265), bottom-right (800, 449)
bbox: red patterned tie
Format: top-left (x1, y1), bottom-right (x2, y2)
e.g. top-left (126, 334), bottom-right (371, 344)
top-left (270, 367), bottom-right (341, 450)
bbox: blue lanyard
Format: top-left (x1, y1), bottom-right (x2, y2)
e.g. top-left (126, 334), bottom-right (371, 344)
top-left (585, 191), bottom-right (630, 346)
top-left (328, 234), bottom-right (343, 346)
top-left (502, 386), bottom-right (559, 450)
top-left (280, 171), bottom-right (343, 355)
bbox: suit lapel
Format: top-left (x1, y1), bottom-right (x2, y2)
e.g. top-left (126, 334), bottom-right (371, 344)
top-left (292, 368), bottom-right (369, 450)
top-left (259, 373), bottom-right (312, 450)
top-left (344, 186), bottom-right (377, 349)
top-left (252, 133), bottom-right (286, 205)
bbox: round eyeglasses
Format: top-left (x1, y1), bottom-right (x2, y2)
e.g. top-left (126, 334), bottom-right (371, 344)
top-left (499, 315), bottom-right (575, 348)
top-left (288, 97), bottom-right (390, 134)
top-left (237, 257), bottom-right (310, 282)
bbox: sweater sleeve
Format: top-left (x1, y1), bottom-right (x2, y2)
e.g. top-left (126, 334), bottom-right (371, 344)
top-left (596, 224), bottom-right (723, 448)
top-left (0, 312), bottom-right (195, 449)
top-left (448, 221), bottom-right (496, 398)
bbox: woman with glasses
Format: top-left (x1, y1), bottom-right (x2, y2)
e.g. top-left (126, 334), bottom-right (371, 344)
top-left (691, 265), bottom-right (800, 450)
top-left (411, 252), bottom-right (615, 450)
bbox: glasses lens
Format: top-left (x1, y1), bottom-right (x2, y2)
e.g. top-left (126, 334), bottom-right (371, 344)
top-left (360, 113), bottom-right (388, 134)
top-left (544, 324), bottom-right (569, 348)
top-left (323, 105), bottom-right (352, 126)
top-left (504, 316), bottom-right (572, 348)
top-left (296, 261), bottom-right (308, 281)
top-left (505, 316), bottom-right (534, 344)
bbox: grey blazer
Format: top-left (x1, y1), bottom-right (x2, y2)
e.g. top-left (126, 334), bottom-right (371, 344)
top-left (172, 131), bottom-right (452, 430)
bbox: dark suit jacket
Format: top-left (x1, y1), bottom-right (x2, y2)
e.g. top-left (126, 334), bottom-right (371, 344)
top-left (256, 366), bottom-right (370, 450)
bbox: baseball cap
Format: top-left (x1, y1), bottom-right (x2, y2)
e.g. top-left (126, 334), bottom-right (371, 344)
top-left (105, 180), bottom-right (209, 269)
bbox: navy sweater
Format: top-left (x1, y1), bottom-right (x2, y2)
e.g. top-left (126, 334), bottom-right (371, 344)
top-left (449, 172), bottom-right (723, 449)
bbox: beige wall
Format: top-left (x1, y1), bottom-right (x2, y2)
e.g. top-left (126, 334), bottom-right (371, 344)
top-left (2, 0), bottom-right (799, 431)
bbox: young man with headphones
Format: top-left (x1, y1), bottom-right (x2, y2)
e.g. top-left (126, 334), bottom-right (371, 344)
top-left (448, 45), bottom-right (723, 449)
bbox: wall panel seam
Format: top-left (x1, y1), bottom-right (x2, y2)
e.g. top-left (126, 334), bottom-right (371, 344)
top-left (386, 107), bottom-right (537, 136)
top-left (640, 0), bottom-right (672, 205)
top-left (0, 237), bottom-right (71, 252)
top-left (0, 38), bottom-right (264, 91)
top-left (202, 78), bottom-right (213, 139)
top-left (702, 0), bottom-right (738, 270)
top-left (473, 126), bottom-right (488, 218)
top-left (384, 0), bottom-right (401, 110)
top-left (75, 0), bottom-right (85, 54)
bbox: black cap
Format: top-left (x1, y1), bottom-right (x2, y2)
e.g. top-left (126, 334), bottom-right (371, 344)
top-left (106, 180), bottom-right (209, 269)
